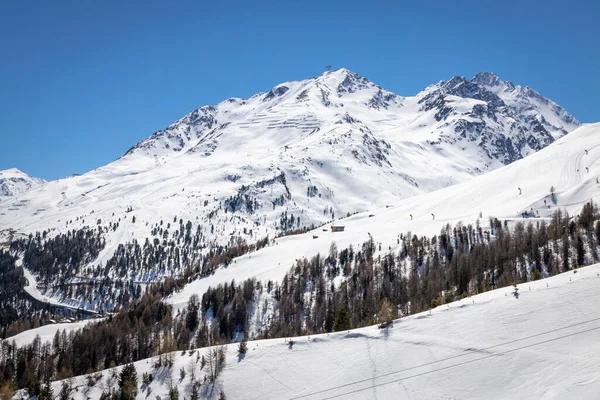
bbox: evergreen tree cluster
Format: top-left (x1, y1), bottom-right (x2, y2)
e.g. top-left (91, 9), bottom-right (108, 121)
top-left (201, 204), bottom-right (600, 341)
top-left (0, 250), bottom-right (78, 339)
top-left (0, 292), bottom-right (171, 391)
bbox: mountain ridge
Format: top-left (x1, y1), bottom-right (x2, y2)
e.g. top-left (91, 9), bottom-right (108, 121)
top-left (0, 68), bottom-right (580, 270)
top-left (121, 68), bottom-right (578, 166)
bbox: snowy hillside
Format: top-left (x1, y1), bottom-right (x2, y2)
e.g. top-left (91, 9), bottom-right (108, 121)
top-left (32, 263), bottom-right (600, 400)
top-left (0, 69), bottom-right (579, 266)
top-left (168, 122), bottom-right (600, 311)
top-left (2, 83), bottom-right (597, 399)
top-left (0, 168), bottom-right (44, 201)
top-left (7, 319), bottom-right (99, 348)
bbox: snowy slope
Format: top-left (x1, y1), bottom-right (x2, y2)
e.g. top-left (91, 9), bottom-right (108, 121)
top-left (6, 320), bottom-right (100, 348)
top-left (0, 69), bottom-right (580, 295)
top-left (168, 122), bottom-right (600, 310)
top-left (0, 168), bottom-right (44, 201)
top-left (36, 263), bottom-right (600, 400)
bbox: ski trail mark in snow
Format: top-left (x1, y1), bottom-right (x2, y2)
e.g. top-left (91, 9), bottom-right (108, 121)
top-left (289, 316), bottom-right (600, 399)
top-left (319, 325), bottom-right (600, 399)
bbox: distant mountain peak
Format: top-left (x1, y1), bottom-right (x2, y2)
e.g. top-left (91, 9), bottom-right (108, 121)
top-left (472, 71), bottom-right (502, 86)
top-left (0, 168), bottom-right (41, 180)
top-left (315, 68), bottom-right (374, 94)
top-left (322, 67), bottom-right (355, 76)
top-left (120, 67), bottom-right (579, 176)
top-left (0, 168), bottom-right (45, 199)
top-left (471, 72), bottom-right (519, 93)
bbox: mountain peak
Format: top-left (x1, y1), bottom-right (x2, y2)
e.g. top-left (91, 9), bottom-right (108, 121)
top-left (0, 168), bottom-right (34, 179)
top-left (471, 72), bottom-right (518, 92)
top-left (0, 168), bottom-right (45, 199)
top-left (319, 67), bottom-right (369, 84)
top-left (0, 167), bottom-right (21, 175)
top-left (317, 67), bottom-right (377, 98)
top-left (471, 71), bottom-right (503, 87)
top-left (322, 67), bottom-right (354, 76)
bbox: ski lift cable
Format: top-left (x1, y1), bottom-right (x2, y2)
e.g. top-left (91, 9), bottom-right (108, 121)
top-left (289, 317), bottom-right (600, 399)
top-left (319, 325), bottom-right (600, 400)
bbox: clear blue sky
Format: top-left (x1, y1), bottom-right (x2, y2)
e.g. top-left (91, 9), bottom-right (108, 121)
top-left (1, 0), bottom-right (598, 180)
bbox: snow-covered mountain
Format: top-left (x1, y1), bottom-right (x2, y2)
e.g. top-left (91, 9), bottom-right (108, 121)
top-left (168, 122), bottom-right (600, 312)
top-left (0, 69), bottom-right (578, 250)
top-left (126, 69), bottom-right (578, 167)
top-left (0, 168), bottom-right (45, 200)
top-left (3, 70), bottom-right (598, 400)
top-left (420, 71), bottom-right (578, 163)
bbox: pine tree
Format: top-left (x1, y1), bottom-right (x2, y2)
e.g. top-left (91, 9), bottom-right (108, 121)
top-left (576, 235), bottom-right (585, 267)
top-left (325, 297), bottom-right (335, 332)
top-left (189, 383), bottom-right (200, 400)
top-left (118, 363), bottom-right (138, 399)
top-left (185, 294), bottom-right (200, 331)
top-left (38, 380), bottom-right (53, 400)
top-left (99, 390), bottom-right (112, 400)
top-left (58, 382), bottom-right (71, 400)
top-left (238, 337), bottom-right (248, 355)
top-left (333, 307), bottom-right (352, 331)
top-left (512, 283), bottom-right (519, 299)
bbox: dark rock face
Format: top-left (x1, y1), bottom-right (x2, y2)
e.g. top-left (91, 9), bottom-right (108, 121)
top-left (263, 86), bottom-right (290, 102)
top-left (337, 71), bottom-right (371, 95)
top-left (125, 107), bottom-right (217, 155)
top-left (368, 89), bottom-right (402, 110)
top-left (418, 72), bottom-right (579, 166)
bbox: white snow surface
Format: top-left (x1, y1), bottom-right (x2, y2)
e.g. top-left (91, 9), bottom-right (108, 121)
top-left (0, 69), bottom-right (578, 267)
top-left (6, 320), bottom-right (98, 348)
top-left (168, 122), bottom-right (600, 311)
top-left (35, 263), bottom-right (600, 400)
top-left (0, 168), bottom-right (44, 201)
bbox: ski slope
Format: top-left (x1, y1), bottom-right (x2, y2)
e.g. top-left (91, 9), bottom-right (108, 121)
top-left (6, 320), bottom-right (99, 348)
top-left (37, 263), bottom-right (600, 400)
top-left (168, 122), bottom-right (600, 310)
